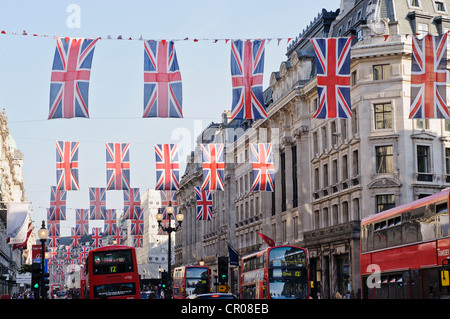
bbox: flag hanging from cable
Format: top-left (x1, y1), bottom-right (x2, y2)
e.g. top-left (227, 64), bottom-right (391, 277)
top-left (143, 40), bottom-right (183, 118)
top-left (194, 186), bottom-right (213, 221)
top-left (310, 37), bottom-right (353, 118)
top-left (201, 143), bottom-right (225, 191)
top-left (50, 186), bottom-right (67, 221)
top-left (409, 33), bottom-right (449, 119)
top-left (89, 187), bottom-right (106, 220)
top-left (49, 37), bottom-right (98, 119)
top-left (106, 142), bottom-right (131, 190)
top-left (250, 143), bottom-right (275, 192)
top-left (123, 188), bottom-right (141, 220)
top-left (155, 144), bottom-right (179, 190)
top-left (56, 141), bottom-right (80, 190)
top-left (230, 39), bottom-right (267, 119)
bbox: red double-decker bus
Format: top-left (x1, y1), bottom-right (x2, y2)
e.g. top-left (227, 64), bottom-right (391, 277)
top-left (173, 265), bottom-right (211, 299)
top-left (360, 189), bottom-right (450, 299)
top-left (240, 245), bottom-right (309, 299)
top-left (83, 245), bottom-right (141, 299)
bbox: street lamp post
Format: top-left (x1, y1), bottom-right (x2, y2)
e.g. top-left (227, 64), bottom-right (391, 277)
top-left (37, 220), bottom-right (49, 299)
top-left (156, 202), bottom-right (184, 299)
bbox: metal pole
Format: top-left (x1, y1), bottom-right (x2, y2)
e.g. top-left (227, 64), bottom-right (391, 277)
top-left (167, 220), bottom-right (172, 299)
top-left (40, 238), bottom-right (45, 299)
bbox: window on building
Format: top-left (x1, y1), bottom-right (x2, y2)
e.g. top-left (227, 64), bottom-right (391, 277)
top-left (417, 23), bottom-right (428, 39)
top-left (323, 207), bottom-right (329, 227)
top-left (416, 119), bottom-right (429, 130)
top-left (352, 108), bottom-right (358, 136)
top-left (417, 145), bottom-right (432, 181)
top-left (332, 159), bottom-right (338, 185)
top-left (323, 163), bottom-right (329, 188)
top-left (435, 1), bottom-right (446, 12)
top-left (313, 131), bottom-right (318, 155)
top-left (351, 70), bottom-right (357, 86)
top-left (373, 64), bottom-right (390, 80)
top-left (376, 194), bottom-right (395, 213)
top-left (445, 148), bottom-right (450, 182)
top-left (410, 0), bottom-right (420, 7)
top-left (281, 152), bottom-right (286, 212)
top-left (292, 145), bottom-right (298, 208)
top-left (342, 202), bottom-right (349, 223)
top-left (352, 149), bottom-right (359, 177)
top-left (341, 118), bottom-right (347, 141)
top-left (314, 210), bottom-right (320, 229)
top-left (376, 145), bottom-right (394, 173)
top-left (342, 155), bottom-right (348, 181)
top-left (374, 103), bottom-right (392, 129)
top-left (322, 126), bottom-right (328, 151)
top-left (332, 205), bottom-right (339, 225)
top-left (271, 190), bottom-right (276, 216)
top-left (331, 121), bottom-right (338, 145)
top-left (314, 167), bottom-right (320, 191)
top-left (293, 216), bottom-right (298, 240)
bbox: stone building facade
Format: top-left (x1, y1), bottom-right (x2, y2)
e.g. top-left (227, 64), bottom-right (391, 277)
top-left (176, 0), bottom-right (450, 298)
top-left (0, 110), bottom-right (28, 295)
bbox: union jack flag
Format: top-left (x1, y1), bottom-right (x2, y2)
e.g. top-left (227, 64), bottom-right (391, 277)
top-left (310, 37), bottom-right (353, 118)
top-left (48, 222), bottom-right (60, 247)
top-left (160, 190), bottom-right (177, 218)
top-left (65, 245), bottom-right (73, 261)
top-left (113, 226), bottom-right (124, 245)
top-left (410, 33), bottom-right (449, 119)
top-left (155, 144), bottom-right (179, 190)
top-left (78, 245), bottom-right (90, 264)
top-left (89, 187), bottom-right (106, 220)
top-left (230, 39), bottom-right (267, 120)
top-left (103, 209), bottom-right (116, 236)
top-left (50, 186), bottom-right (66, 221)
top-left (71, 227), bottom-right (81, 248)
top-left (250, 143), bottom-right (275, 192)
top-left (194, 187), bottom-right (213, 221)
top-left (56, 141), bottom-right (80, 190)
top-left (106, 143), bottom-right (131, 190)
top-left (143, 40), bottom-right (183, 118)
top-left (132, 234), bottom-right (143, 248)
top-left (91, 227), bottom-right (102, 248)
top-left (76, 209), bottom-right (89, 236)
top-left (49, 37), bottom-right (98, 119)
top-left (201, 144), bottom-right (225, 191)
top-left (49, 247), bottom-right (58, 261)
top-left (123, 188), bottom-right (141, 220)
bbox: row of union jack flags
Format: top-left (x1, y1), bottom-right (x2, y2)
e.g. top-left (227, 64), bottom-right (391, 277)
top-left (48, 37), bottom-right (270, 121)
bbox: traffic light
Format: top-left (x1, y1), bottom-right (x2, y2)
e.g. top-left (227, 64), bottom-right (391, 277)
top-left (42, 272), bottom-right (50, 299)
top-left (161, 271), bottom-right (168, 289)
top-left (218, 256), bottom-right (228, 284)
top-left (31, 263), bottom-right (41, 299)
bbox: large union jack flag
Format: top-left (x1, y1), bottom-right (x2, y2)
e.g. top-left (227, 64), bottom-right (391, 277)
top-left (56, 141), bottom-right (80, 190)
top-left (106, 143), bottom-right (131, 190)
top-left (155, 144), bottom-right (179, 190)
top-left (89, 187), bottom-right (106, 220)
top-left (76, 209), bottom-right (89, 236)
top-left (194, 187), bottom-right (213, 221)
top-left (49, 186), bottom-right (67, 221)
top-left (310, 37), bottom-right (353, 119)
top-left (250, 143), bottom-right (275, 192)
top-left (123, 188), bottom-right (141, 220)
top-left (47, 221), bottom-right (60, 247)
top-left (49, 37), bottom-right (98, 119)
top-left (143, 40), bottom-right (183, 118)
top-left (230, 39), bottom-right (267, 120)
top-left (201, 144), bottom-right (225, 191)
top-left (410, 33), bottom-right (449, 119)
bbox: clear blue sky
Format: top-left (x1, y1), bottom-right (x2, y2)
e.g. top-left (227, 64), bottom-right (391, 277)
top-left (0, 0), bottom-right (339, 236)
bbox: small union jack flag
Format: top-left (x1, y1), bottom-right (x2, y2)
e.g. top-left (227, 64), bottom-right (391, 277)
top-left (155, 144), bottom-right (179, 190)
top-left (310, 37), bottom-right (353, 118)
top-left (49, 247), bottom-right (58, 261)
top-left (123, 188), bottom-right (141, 220)
top-left (47, 221), bottom-right (60, 247)
top-left (201, 144), bottom-right (225, 191)
top-left (160, 190), bottom-right (177, 218)
top-left (410, 33), bottom-right (449, 119)
top-left (78, 245), bottom-right (90, 264)
top-left (89, 187), bottom-right (106, 220)
top-left (65, 245), bottom-right (73, 261)
top-left (106, 143), bottom-right (131, 190)
top-left (103, 209), bottom-right (116, 236)
top-left (56, 141), bottom-right (80, 190)
top-left (76, 209), bottom-right (89, 236)
top-left (113, 226), bottom-right (124, 245)
top-left (230, 39), bottom-right (267, 120)
top-left (71, 227), bottom-right (80, 248)
top-left (50, 186), bottom-right (66, 221)
top-left (143, 40), bottom-right (183, 118)
top-left (91, 227), bottom-right (102, 248)
top-left (194, 187), bottom-right (213, 221)
top-left (49, 37), bottom-right (98, 119)
top-left (250, 143), bottom-right (275, 192)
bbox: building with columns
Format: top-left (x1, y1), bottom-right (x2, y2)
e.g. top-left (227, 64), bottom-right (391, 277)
top-left (176, 0), bottom-right (450, 298)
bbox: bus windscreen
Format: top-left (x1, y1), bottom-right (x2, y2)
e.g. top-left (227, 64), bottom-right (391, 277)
top-left (92, 250), bottom-right (134, 275)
